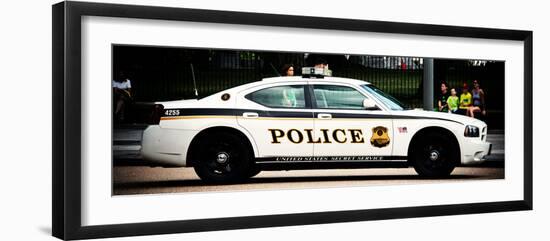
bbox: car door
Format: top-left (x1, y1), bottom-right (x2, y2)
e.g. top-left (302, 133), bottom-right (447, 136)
top-left (310, 83), bottom-right (393, 159)
top-left (237, 83), bottom-right (314, 159)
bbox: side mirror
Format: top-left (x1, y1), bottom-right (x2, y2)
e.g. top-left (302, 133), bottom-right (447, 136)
top-left (363, 98), bottom-right (378, 110)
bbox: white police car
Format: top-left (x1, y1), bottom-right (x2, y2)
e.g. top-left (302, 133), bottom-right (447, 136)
top-left (141, 68), bottom-right (492, 182)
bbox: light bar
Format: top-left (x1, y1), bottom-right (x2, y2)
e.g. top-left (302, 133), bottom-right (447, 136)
top-left (302, 67), bottom-right (332, 78)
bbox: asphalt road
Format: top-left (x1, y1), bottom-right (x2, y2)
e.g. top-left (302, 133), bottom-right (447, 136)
top-left (113, 166), bottom-right (504, 195)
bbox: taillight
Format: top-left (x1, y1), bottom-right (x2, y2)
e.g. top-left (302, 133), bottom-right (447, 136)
top-left (149, 104), bottom-right (164, 125)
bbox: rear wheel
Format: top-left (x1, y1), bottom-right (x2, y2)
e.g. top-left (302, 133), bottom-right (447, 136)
top-left (412, 133), bottom-right (457, 178)
top-left (193, 132), bottom-right (252, 183)
top-left (246, 166), bottom-right (261, 178)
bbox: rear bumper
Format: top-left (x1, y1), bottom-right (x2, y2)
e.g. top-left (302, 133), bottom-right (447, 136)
top-left (140, 125), bottom-right (198, 167)
top-left (461, 138), bottom-right (492, 165)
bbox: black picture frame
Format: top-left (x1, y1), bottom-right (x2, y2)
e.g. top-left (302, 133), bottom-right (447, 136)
top-left (52, 1), bottom-right (533, 240)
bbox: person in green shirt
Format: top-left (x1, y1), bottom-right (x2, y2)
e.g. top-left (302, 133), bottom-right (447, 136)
top-left (447, 88), bottom-right (459, 113)
top-left (282, 88), bottom-right (297, 107)
top-left (459, 83), bottom-right (473, 115)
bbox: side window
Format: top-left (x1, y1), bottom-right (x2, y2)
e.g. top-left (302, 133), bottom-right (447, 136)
top-left (246, 85), bottom-right (306, 108)
top-left (314, 85), bottom-right (366, 110)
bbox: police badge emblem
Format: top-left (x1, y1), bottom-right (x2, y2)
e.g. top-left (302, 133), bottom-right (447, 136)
top-left (370, 126), bottom-right (390, 147)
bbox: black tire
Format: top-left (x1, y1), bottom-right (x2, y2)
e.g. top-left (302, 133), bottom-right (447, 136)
top-left (412, 133), bottom-right (457, 178)
top-left (193, 132), bottom-right (253, 183)
top-left (246, 166), bottom-right (261, 178)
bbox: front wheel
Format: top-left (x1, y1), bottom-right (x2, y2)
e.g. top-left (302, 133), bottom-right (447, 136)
top-left (193, 132), bottom-right (252, 183)
top-left (412, 133), bottom-right (457, 178)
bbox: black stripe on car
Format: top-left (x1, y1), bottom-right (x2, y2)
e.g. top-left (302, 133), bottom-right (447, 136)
top-left (255, 155), bottom-right (408, 163)
top-left (162, 108), bottom-right (463, 124)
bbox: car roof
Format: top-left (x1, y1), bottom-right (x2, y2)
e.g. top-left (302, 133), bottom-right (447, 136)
top-left (232, 76), bottom-right (371, 91)
top-left (261, 76), bottom-right (372, 86)
top-left (215, 76), bottom-right (372, 96)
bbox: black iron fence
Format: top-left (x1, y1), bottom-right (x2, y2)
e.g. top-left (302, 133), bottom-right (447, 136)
top-left (114, 46), bottom-right (425, 107)
top-left (335, 56), bottom-right (423, 108)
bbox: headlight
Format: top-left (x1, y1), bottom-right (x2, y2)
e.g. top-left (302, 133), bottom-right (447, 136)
top-left (464, 125), bottom-right (480, 137)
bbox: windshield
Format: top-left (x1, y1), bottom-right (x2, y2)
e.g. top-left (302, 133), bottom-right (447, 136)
top-left (361, 84), bottom-right (406, 111)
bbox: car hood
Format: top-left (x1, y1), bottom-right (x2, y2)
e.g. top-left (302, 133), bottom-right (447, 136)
top-left (393, 109), bottom-right (486, 127)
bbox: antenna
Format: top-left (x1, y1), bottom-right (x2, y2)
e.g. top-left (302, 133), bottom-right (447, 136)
top-left (190, 63), bottom-right (199, 99)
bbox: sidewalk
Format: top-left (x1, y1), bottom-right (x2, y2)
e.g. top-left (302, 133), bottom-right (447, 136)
top-left (113, 126), bottom-right (145, 160)
top-left (113, 127), bottom-right (505, 166)
top-left (483, 132), bottom-right (504, 166)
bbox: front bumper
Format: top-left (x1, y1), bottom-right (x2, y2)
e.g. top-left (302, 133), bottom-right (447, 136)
top-left (461, 138), bottom-right (492, 165)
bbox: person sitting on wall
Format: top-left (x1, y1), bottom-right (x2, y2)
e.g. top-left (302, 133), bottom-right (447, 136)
top-left (458, 83), bottom-right (473, 116)
top-left (468, 79), bottom-right (486, 117)
top-left (112, 71), bottom-right (133, 123)
top-left (437, 81), bottom-right (450, 112)
top-left (447, 88), bottom-right (460, 114)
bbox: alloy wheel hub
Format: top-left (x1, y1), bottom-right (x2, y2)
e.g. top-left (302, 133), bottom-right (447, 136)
top-left (216, 152), bottom-right (229, 164)
top-left (429, 150), bottom-right (440, 161)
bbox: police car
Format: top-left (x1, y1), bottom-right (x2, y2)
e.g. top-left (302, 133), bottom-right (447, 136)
top-left (141, 67), bottom-right (492, 182)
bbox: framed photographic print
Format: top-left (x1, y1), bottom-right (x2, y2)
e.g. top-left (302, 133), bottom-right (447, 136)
top-left (52, 1), bottom-right (533, 240)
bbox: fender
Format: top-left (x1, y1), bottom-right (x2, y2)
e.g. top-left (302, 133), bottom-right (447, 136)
top-left (190, 122), bottom-right (260, 158)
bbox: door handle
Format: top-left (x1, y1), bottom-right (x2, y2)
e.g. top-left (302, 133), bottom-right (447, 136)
top-left (317, 113), bottom-right (332, 119)
top-left (242, 112), bottom-right (259, 119)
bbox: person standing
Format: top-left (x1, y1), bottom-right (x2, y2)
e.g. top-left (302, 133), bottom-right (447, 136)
top-left (281, 64), bottom-right (295, 76)
top-left (437, 81), bottom-right (450, 112)
top-left (314, 57), bottom-right (328, 69)
top-left (280, 64), bottom-right (297, 107)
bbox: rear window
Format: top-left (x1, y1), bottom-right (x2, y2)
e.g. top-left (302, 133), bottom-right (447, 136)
top-left (246, 85), bottom-right (306, 108)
